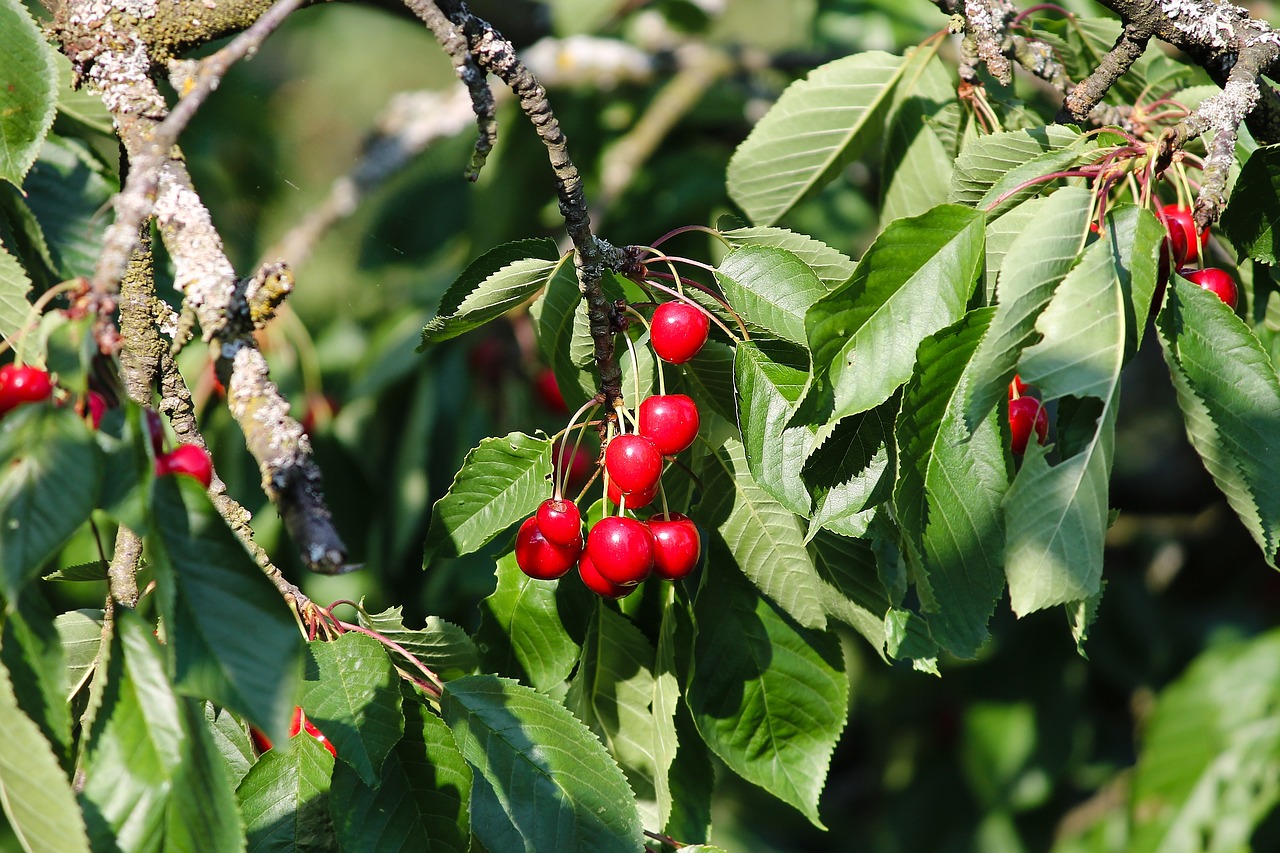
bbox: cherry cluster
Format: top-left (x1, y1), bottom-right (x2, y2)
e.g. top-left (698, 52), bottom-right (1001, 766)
top-left (515, 299), bottom-right (711, 599)
top-left (1157, 204), bottom-right (1237, 309)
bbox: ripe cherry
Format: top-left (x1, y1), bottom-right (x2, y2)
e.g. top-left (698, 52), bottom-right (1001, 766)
top-left (1008, 375), bottom-right (1031, 401)
top-left (578, 552), bottom-right (635, 599)
top-left (651, 301), bottom-right (710, 364)
top-left (82, 391), bottom-right (108, 430)
top-left (1159, 205), bottom-right (1208, 267)
top-left (0, 364), bottom-right (54, 417)
top-left (515, 515), bottom-right (581, 580)
top-left (604, 433), bottom-right (662, 495)
top-left (290, 706), bottom-right (337, 757)
top-left (533, 368), bottom-right (567, 414)
top-left (638, 394), bottom-right (700, 456)
top-left (1009, 397), bottom-right (1048, 456)
top-left (1183, 267), bottom-right (1238, 310)
top-left (647, 513), bottom-right (701, 581)
top-left (536, 498), bottom-right (582, 546)
top-left (155, 444), bottom-right (214, 489)
top-left (586, 516), bottom-right (654, 586)
top-left (607, 477), bottom-right (657, 510)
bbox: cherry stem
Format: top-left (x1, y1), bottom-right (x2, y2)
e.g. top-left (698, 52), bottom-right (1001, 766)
top-left (986, 168), bottom-right (1098, 211)
top-left (643, 829), bottom-right (686, 849)
top-left (650, 224), bottom-right (730, 250)
top-left (642, 252), bottom-right (718, 276)
top-left (625, 306), bottom-right (664, 395)
top-left (646, 278), bottom-right (747, 342)
top-left (1012, 2), bottom-right (1073, 23)
top-left (336, 620), bottom-right (444, 697)
top-left (558, 399), bottom-right (600, 498)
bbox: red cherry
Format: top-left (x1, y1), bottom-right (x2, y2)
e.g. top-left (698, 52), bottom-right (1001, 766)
top-left (514, 516), bottom-right (581, 580)
top-left (250, 726), bottom-right (272, 753)
top-left (1159, 205), bottom-right (1208, 267)
top-left (1009, 397), bottom-right (1048, 455)
top-left (1008, 375), bottom-right (1032, 401)
top-left (578, 551), bottom-right (635, 599)
top-left (145, 409), bottom-right (166, 456)
top-left (647, 513), bottom-right (701, 581)
top-left (155, 444), bottom-right (214, 489)
top-left (638, 394), bottom-right (700, 456)
top-left (1183, 267), bottom-right (1238, 310)
top-left (533, 368), bottom-right (568, 414)
top-left (84, 391), bottom-right (108, 429)
top-left (604, 433), bottom-right (662, 495)
top-left (607, 477), bottom-right (657, 510)
top-left (651, 301), bottom-right (710, 365)
top-left (290, 707), bottom-right (337, 757)
top-left (0, 364), bottom-right (54, 417)
top-left (586, 516), bottom-right (654, 586)
top-left (536, 498), bottom-right (582, 546)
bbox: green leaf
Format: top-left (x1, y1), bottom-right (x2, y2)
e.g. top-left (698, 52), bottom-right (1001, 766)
top-left (0, 654), bottom-right (90, 853)
top-left (651, 591), bottom-right (681, 831)
top-left (330, 701), bottom-right (470, 853)
top-left (1222, 145), bottom-right (1280, 264)
top-left (423, 432), bottom-right (554, 563)
top-left (1157, 275), bottom-right (1280, 566)
top-left (0, 0), bottom-right (58, 185)
top-left (79, 610), bottom-right (244, 853)
top-left (300, 632), bottom-right (405, 787)
top-left (894, 309), bottom-right (1010, 657)
top-left (442, 674), bottom-right (642, 853)
top-left (150, 475), bottom-right (304, 747)
top-left (716, 246), bottom-right (828, 346)
top-left (688, 556), bottom-right (848, 828)
top-left (55, 608), bottom-right (102, 702)
top-left (696, 437), bottom-right (826, 630)
top-left (1003, 207), bottom-right (1151, 615)
top-left (530, 260), bottom-right (597, 409)
top-left (237, 732), bottom-right (336, 853)
top-left (22, 135), bottom-right (117, 280)
top-left (676, 339), bottom-right (739, 424)
top-left (0, 238), bottom-right (36, 366)
top-left (734, 342), bottom-right (813, 515)
top-left (358, 605), bottom-right (478, 680)
top-left (949, 125), bottom-right (1091, 215)
top-left (727, 51), bottom-right (905, 225)
top-left (0, 404), bottom-right (101, 599)
top-left (804, 402), bottom-right (896, 540)
top-left (806, 203), bottom-right (984, 421)
top-left (474, 551), bottom-right (586, 692)
top-left (0, 586), bottom-right (71, 770)
top-left (809, 530), bottom-right (891, 654)
top-left (419, 238), bottom-right (561, 346)
top-left (963, 186), bottom-right (1092, 429)
top-left (720, 226), bottom-right (855, 286)
top-left (880, 45), bottom-right (959, 225)
top-left (1129, 629), bottom-right (1280, 852)
top-left (567, 604), bottom-right (660, 816)
top-left (205, 705), bottom-right (255, 790)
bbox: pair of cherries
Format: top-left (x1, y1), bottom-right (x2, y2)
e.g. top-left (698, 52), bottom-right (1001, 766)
top-left (1157, 205), bottom-right (1238, 309)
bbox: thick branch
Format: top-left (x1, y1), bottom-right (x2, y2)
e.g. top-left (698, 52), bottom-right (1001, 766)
top-left (1057, 23), bottom-right (1150, 124)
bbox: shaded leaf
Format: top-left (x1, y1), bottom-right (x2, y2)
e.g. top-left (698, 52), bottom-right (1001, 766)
top-left (880, 45), bottom-right (959, 225)
top-left (151, 475), bottom-right (303, 747)
top-left (54, 608), bottom-right (101, 702)
top-left (1156, 275), bottom-right (1280, 566)
top-left (329, 701), bottom-right (469, 853)
top-left (895, 309), bottom-right (1010, 657)
top-left (0, 654), bottom-right (89, 853)
top-left (300, 632), bottom-right (404, 787)
top-left (79, 610), bottom-right (244, 853)
top-left (22, 135), bottom-right (116, 280)
top-left (735, 341), bottom-right (813, 515)
top-left (442, 674), bottom-right (642, 853)
top-left (237, 732), bottom-right (336, 853)
top-left (0, 238), bottom-right (36, 366)
top-left (474, 551), bottom-right (587, 692)
top-left (727, 52), bottom-right (905, 225)
top-left (0, 404), bottom-right (100, 600)
top-left (689, 555), bottom-right (848, 827)
top-left (804, 402), bottom-right (896, 540)
top-left (0, 586), bottom-right (71, 770)
top-left (809, 530), bottom-right (890, 655)
top-left (1222, 145), bottom-right (1280, 265)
